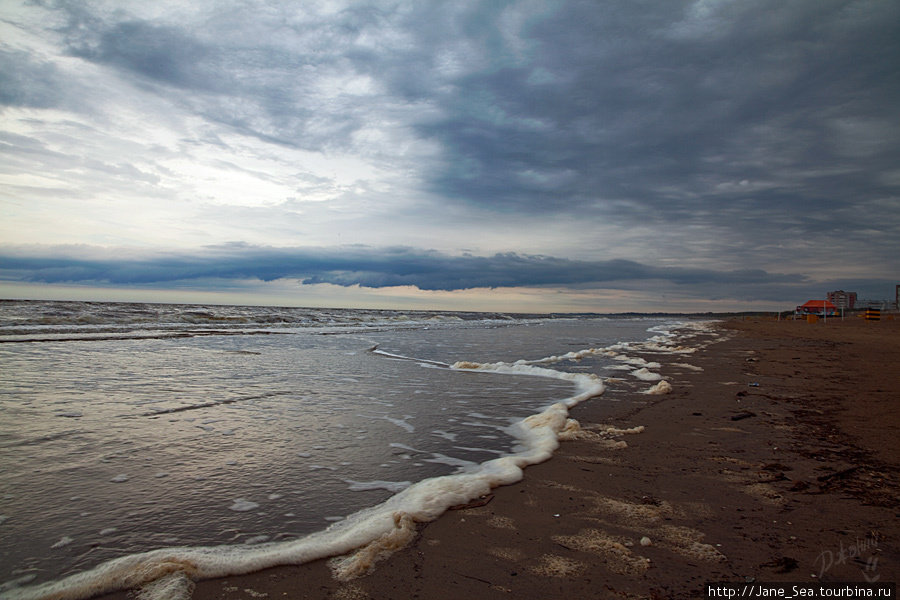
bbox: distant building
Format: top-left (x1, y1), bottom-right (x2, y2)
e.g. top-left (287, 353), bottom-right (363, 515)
top-left (796, 300), bottom-right (838, 316)
top-left (827, 290), bottom-right (857, 310)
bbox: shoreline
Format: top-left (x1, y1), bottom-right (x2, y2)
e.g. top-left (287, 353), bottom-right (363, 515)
top-left (89, 318), bottom-right (900, 598)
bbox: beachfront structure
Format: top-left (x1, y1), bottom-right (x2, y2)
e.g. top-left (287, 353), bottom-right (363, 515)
top-left (827, 290), bottom-right (857, 310)
top-left (796, 300), bottom-right (838, 316)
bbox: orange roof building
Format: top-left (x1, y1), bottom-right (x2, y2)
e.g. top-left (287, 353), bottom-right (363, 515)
top-left (796, 300), bottom-right (838, 316)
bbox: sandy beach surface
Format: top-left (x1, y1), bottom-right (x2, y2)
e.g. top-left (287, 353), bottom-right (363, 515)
top-left (99, 317), bottom-right (898, 599)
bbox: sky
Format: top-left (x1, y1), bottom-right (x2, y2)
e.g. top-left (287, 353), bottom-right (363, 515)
top-left (1, 0), bottom-right (898, 313)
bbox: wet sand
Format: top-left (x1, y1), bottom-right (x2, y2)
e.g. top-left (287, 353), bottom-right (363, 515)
top-left (106, 317), bottom-right (899, 599)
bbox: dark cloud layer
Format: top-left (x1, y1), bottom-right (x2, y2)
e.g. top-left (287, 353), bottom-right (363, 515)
top-left (0, 244), bottom-right (804, 292)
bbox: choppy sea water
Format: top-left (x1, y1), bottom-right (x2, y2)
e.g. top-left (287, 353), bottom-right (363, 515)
top-left (0, 301), bottom-right (710, 599)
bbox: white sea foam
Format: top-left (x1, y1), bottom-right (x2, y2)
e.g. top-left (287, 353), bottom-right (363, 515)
top-left (1, 316), bottom-right (715, 600)
top-left (604, 364), bottom-right (633, 371)
top-left (641, 342), bottom-right (696, 353)
top-left (630, 368), bottom-right (664, 382)
top-left (644, 380), bottom-right (673, 395)
top-left (453, 446), bottom-right (504, 456)
top-left (370, 349), bottom-right (450, 368)
top-left (1, 402), bottom-right (579, 599)
top-left (228, 499), bottom-right (259, 512)
top-left (422, 453), bottom-right (477, 469)
top-left (430, 430), bottom-right (457, 442)
top-left (387, 442), bottom-right (421, 455)
top-left (615, 356), bottom-right (662, 368)
top-left (604, 321), bottom-right (717, 357)
top-left (2, 346), bottom-right (608, 600)
top-left (379, 415), bottom-right (415, 433)
top-left (345, 480), bottom-right (411, 493)
top-left (449, 361), bottom-right (606, 407)
top-left (672, 362), bottom-right (703, 371)
top-left (50, 537), bottom-right (73, 549)
top-left (134, 571), bottom-right (194, 600)
top-left (243, 536), bottom-right (270, 545)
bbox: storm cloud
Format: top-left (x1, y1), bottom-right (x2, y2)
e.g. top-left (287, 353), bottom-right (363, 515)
top-left (1, 243), bottom-right (810, 292)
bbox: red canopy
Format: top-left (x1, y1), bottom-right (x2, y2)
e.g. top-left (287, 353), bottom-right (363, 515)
top-left (800, 300), bottom-right (837, 309)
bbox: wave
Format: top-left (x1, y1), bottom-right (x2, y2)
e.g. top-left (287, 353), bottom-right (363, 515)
top-left (1, 348), bottom-right (606, 600)
top-left (137, 391), bottom-right (292, 417)
top-left (0, 300), bottom-right (531, 343)
top-left (0, 318), bottom-right (715, 600)
top-left (368, 346), bottom-right (451, 368)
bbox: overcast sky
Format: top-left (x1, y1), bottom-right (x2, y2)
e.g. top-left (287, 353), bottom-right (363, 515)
top-left (1, 0), bottom-right (898, 312)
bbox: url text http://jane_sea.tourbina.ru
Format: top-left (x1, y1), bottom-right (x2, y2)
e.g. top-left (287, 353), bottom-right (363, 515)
top-left (706, 582), bottom-right (895, 599)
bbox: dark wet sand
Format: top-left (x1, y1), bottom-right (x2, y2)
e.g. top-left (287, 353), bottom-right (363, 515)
top-left (102, 317), bottom-right (900, 599)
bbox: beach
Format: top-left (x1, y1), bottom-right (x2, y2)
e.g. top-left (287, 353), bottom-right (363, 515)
top-left (4, 312), bottom-right (896, 600)
top-left (145, 316), bottom-right (899, 600)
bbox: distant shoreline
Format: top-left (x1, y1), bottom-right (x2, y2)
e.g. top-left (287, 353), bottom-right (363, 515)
top-left (7, 296), bottom-right (892, 320)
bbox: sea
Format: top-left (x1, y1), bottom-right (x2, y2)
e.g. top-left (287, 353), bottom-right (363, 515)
top-left (0, 300), bottom-right (712, 600)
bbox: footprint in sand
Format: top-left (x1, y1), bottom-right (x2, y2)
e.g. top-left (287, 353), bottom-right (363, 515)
top-left (552, 529), bottom-right (651, 575)
top-left (488, 547), bottom-right (526, 561)
top-left (486, 515), bottom-right (517, 530)
top-left (529, 554), bottom-right (586, 577)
